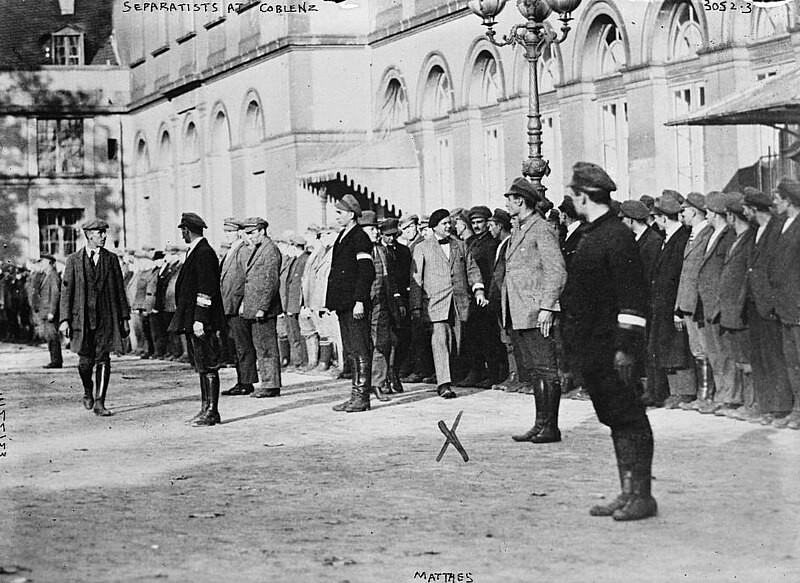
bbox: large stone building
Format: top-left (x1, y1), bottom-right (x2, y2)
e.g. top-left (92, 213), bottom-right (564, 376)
top-left (2, 0), bottom-right (799, 259)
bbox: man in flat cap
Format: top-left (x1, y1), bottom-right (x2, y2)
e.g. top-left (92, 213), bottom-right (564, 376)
top-left (219, 218), bottom-right (258, 396)
top-left (695, 192), bottom-right (737, 414)
top-left (410, 209), bottom-right (486, 399)
top-left (59, 219), bottom-right (130, 416)
top-left (562, 162), bottom-right (657, 521)
top-left (169, 212), bottom-right (226, 426)
top-left (767, 178), bottom-right (800, 429)
top-left (487, 208), bottom-right (516, 391)
top-left (379, 217), bottom-right (411, 394)
top-left (241, 217), bottom-right (283, 398)
top-left (502, 177), bottom-right (567, 443)
top-left (742, 187), bottom-right (793, 424)
top-left (327, 194), bottom-right (376, 412)
top-left (36, 253), bottom-right (62, 369)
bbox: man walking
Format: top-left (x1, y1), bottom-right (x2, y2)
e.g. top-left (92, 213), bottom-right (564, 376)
top-left (37, 254), bottom-right (63, 369)
top-left (59, 219), bottom-right (130, 416)
top-left (168, 213), bottom-right (226, 427)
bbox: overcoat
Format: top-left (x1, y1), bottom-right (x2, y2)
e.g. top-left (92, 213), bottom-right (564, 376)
top-left (303, 243), bottom-right (333, 311)
top-left (168, 238), bottom-right (225, 333)
top-left (36, 267), bottom-right (61, 321)
top-left (284, 251), bottom-right (310, 315)
top-left (242, 238), bottom-right (282, 320)
top-left (326, 225), bottom-right (375, 313)
top-left (488, 236), bottom-right (510, 314)
top-left (674, 223), bottom-right (714, 316)
top-left (60, 247), bottom-right (130, 354)
top-left (468, 230), bottom-right (499, 292)
top-left (769, 216), bottom-right (800, 326)
top-left (697, 226), bottom-right (735, 323)
top-left (561, 224), bottom-right (584, 272)
top-left (719, 229), bottom-right (755, 331)
top-left (501, 212), bottom-right (566, 331)
top-left (410, 236), bottom-right (482, 323)
top-left (164, 263), bottom-right (181, 313)
top-left (746, 214), bottom-right (784, 320)
top-left (220, 241), bottom-right (251, 316)
top-left (637, 226), bottom-right (664, 301)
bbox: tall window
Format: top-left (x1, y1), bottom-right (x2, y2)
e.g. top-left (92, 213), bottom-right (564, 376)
top-left (39, 209), bottom-right (83, 256)
top-left (598, 23), bottom-right (626, 76)
top-left (538, 45), bottom-right (559, 93)
top-left (541, 114), bottom-right (563, 198)
top-left (434, 136), bottom-right (455, 208)
top-left (184, 122), bottom-right (199, 162)
top-left (673, 86), bottom-right (705, 192)
top-left (600, 101), bottom-right (629, 196)
top-left (51, 29), bottom-right (84, 65)
top-left (755, 5), bottom-right (792, 39)
top-left (423, 66), bottom-right (451, 119)
top-left (243, 100), bottom-right (264, 145)
top-left (377, 78), bottom-right (408, 130)
top-left (669, 3), bottom-right (703, 60)
top-left (478, 56), bottom-right (500, 106)
top-left (37, 119), bottom-right (83, 175)
top-left (483, 126), bottom-right (504, 202)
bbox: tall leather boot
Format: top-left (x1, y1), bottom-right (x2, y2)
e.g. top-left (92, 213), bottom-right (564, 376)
top-left (193, 372), bottom-right (221, 427)
top-left (528, 379), bottom-right (561, 443)
top-left (304, 334), bottom-right (319, 371)
top-left (611, 429), bottom-right (658, 521)
top-left (278, 336), bottom-right (290, 368)
top-left (345, 355), bottom-right (372, 413)
top-left (316, 341), bottom-right (333, 372)
top-left (389, 367), bottom-right (404, 394)
top-left (333, 356), bottom-right (358, 411)
top-left (79, 364), bottom-right (94, 410)
top-left (93, 362), bottom-right (113, 417)
top-left (511, 379), bottom-right (545, 442)
top-left (590, 434), bottom-right (629, 516)
top-left (189, 374), bottom-right (209, 423)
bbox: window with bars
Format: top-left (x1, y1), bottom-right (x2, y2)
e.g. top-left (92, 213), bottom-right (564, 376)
top-left (52, 33), bottom-right (83, 65)
top-left (37, 119), bottom-right (84, 175)
top-left (38, 209), bottom-right (83, 257)
top-left (600, 100), bottom-right (629, 196)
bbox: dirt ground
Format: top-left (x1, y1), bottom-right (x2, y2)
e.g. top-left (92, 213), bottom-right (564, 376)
top-left (1, 342), bottom-right (799, 583)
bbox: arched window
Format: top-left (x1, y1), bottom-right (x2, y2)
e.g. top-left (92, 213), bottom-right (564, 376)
top-left (423, 66), bottom-right (452, 119)
top-left (598, 23), bottom-right (626, 76)
top-left (184, 121), bottom-right (199, 162)
top-left (479, 54), bottom-right (500, 106)
top-left (669, 3), bottom-right (703, 60)
top-left (135, 138), bottom-right (148, 174)
top-left (377, 78), bottom-right (408, 130)
top-left (538, 45), bottom-right (559, 93)
top-left (755, 5), bottom-right (792, 39)
top-left (243, 100), bottom-right (264, 145)
top-left (211, 111), bottom-right (231, 151)
top-left (159, 131), bottom-right (172, 165)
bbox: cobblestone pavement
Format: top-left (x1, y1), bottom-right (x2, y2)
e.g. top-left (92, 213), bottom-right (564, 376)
top-left (1, 343), bottom-right (798, 583)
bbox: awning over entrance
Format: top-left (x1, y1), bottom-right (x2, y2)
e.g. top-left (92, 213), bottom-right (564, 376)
top-left (666, 66), bottom-right (800, 127)
top-left (299, 131), bottom-right (420, 218)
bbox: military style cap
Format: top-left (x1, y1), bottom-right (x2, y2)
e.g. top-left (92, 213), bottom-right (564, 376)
top-left (223, 217), bottom-right (244, 231)
top-left (399, 214), bottom-right (419, 229)
top-left (682, 192), bottom-right (706, 212)
top-left (488, 208), bottom-right (512, 231)
top-left (177, 212), bottom-right (207, 231)
top-left (82, 218), bottom-right (109, 231)
top-left (468, 205), bottom-right (492, 221)
top-left (620, 200), bottom-right (650, 221)
top-left (242, 217), bottom-right (269, 230)
top-left (334, 194), bottom-right (362, 218)
top-left (379, 218), bottom-right (400, 235)
top-left (777, 177), bottom-right (800, 205)
top-left (40, 253), bottom-right (56, 262)
top-left (662, 189), bottom-right (685, 205)
top-left (742, 187), bottom-right (772, 211)
top-left (429, 209), bottom-right (450, 229)
top-left (568, 162), bottom-right (617, 194)
top-left (653, 197), bottom-right (682, 216)
top-left (504, 176), bottom-right (543, 202)
top-left (704, 191), bottom-right (728, 214)
top-left (357, 210), bottom-right (378, 227)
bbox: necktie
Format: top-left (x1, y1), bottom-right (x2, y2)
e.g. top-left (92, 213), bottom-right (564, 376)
top-left (438, 238), bottom-right (449, 245)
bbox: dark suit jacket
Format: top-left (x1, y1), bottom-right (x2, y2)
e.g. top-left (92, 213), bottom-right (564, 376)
top-left (675, 223), bottom-right (714, 316)
top-left (719, 228), bottom-right (754, 331)
top-left (468, 230), bottom-right (499, 292)
top-left (385, 242), bottom-right (412, 302)
top-left (220, 240), bottom-right (251, 316)
top-left (637, 226), bottom-right (663, 301)
top-left (746, 214), bottom-right (784, 320)
top-left (284, 251), bottom-right (309, 315)
top-left (326, 225), bottom-right (375, 313)
top-left (169, 238), bottom-right (225, 333)
top-left (488, 236), bottom-right (510, 314)
top-left (769, 215), bottom-right (800, 326)
top-left (697, 226), bottom-right (735, 323)
top-left (561, 223), bottom-right (585, 273)
top-left (36, 267), bottom-right (61, 321)
top-left (243, 238), bottom-right (282, 319)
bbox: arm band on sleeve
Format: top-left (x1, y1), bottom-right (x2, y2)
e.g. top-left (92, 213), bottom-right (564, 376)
top-left (196, 293), bottom-right (212, 307)
top-left (618, 313), bottom-right (646, 329)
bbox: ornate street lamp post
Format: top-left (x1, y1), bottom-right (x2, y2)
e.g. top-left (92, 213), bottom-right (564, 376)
top-left (469, 0), bottom-right (582, 191)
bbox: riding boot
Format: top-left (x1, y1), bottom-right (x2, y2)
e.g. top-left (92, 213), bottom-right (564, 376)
top-left (189, 374), bottom-right (209, 423)
top-left (93, 362), bottom-right (113, 416)
top-left (611, 429), bottom-right (658, 521)
top-left (345, 355), bottom-right (371, 412)
top-left (193, 372), bottom-right (221, 427)
top-left (278, 335), bottom-right (290, 368)
top-left (529, 379), bottom-right (562, 443)
top-left (79, 364), bottom-right (94, 410)
top-left (389, 368), bottom-right (404, 393)
top-left (316, 341), bottom-right (333, 372)
top-left (304, 334), bottom-right (320, 371)
top-left (373, 380), bottom-right (390, 402)
top-left (590, 435), bottom-right (629, 516)
top-left (332, 356), bottom-right (358, 411)
top-left (511, 379), bottom-right (546, 442)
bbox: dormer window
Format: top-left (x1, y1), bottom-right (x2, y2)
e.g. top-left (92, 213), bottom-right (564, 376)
top-left (51, 26), bottom-right (84, 65)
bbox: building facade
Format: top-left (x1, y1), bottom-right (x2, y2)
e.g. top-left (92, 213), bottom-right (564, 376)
top-left (2, 0), bottom-right (799, 260)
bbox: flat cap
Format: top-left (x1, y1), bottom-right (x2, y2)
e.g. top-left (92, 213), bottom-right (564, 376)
top-left (661, 189), bottom-right (685, 204)
top-left (488, 208), bottom-right (512, 231)
top-left (726, 195), bottom-right (747, 218)
top-left (504, 176), bottom-right (542, 203)
top-left (620, 200), bottom-right (650, 221)
top-left (223, 217), bottom-right (244, 231)
top-left (357, 210), bottom-right (378, 227)
top-left (777, 177), bottom-right (800, 205)
top-left (379, 218), bottom-right (400, 235)
top-left (290, 235), bottom-right (307, 246)
top-left (468, 205), bottom-right (492, 221)
top-left (429, 209), bottom-right (450, 229)
top-left (399, 214), bottom-right (419, 228)
top-left (40, 253), bottom-right (56, 262)
top-left (177, 212), bottom-right (207, 231)
top-left (639, 195), bottom-right (655, 211)
top-left (334, 194), bottom-right (362, 218)
top-left (450, 207), bottom-right (465, 218)
top-left (152, 250), bottom-right (165, 261)
top-left (704, 191), bottom-right (728, 214)
top-left (742, 187), bottom-right (772, 211)
top-left (654, 197), bottom-right (682, 216)
top-left (682, 192), bottom-right (706, 212)
top-left (609, 199), bottom-right (622, 216)
top-left (558, 196), bottom-right (577, 217)
top-left (242, 217), bottom-right (269, 230)
top-left (568, 162), bottom-right (617, 194)
top-left (82, 218), bottom-right (109, 231)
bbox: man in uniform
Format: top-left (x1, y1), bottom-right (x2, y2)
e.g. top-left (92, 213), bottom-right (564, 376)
top-left (562, 162), bottom-right (657, 521)
top-left (169, 213), bottom-right (225, 427)
top-left (380, 218), bottom-right (411, 394)
top-left (327, 194), bottom-right (376, 412)
top-left (37, 254), bottom-right (63, 369)
top-left (59, 219), bottom-right (130, 416)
